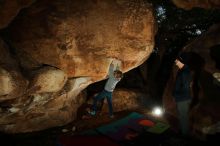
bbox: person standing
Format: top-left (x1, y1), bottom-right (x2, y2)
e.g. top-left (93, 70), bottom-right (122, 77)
top-left (173, 53), bottom-right (192, 135)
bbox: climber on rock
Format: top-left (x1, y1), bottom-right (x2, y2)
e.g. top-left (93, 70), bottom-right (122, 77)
top-left (88, 59), bottom-right (123, 118)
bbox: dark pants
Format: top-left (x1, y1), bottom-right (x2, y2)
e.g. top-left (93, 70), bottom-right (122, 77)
top-left (176, 99), bottom-right (191, 135)
top-left (92, 90), bottom-right (113, 116)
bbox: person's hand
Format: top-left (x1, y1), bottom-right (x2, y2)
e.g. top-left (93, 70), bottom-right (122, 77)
top-left (109, 58), bottom-right (120, 68)
top-left (110, 60), bottom-right (114, 67)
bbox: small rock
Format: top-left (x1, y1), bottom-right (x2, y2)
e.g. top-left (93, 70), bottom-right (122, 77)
top-left (213, 72), bottom-right (220, 86)
top-left (72, 126), bottom-right (76, 132)
top-left (9, 107), bottom-right (20, 113)
top-left (213, 72), bottom-right (220, 79)
top-left (202, 122), bottom-right (220, 134)
top-left (62, 129), bottom-right (69, 133)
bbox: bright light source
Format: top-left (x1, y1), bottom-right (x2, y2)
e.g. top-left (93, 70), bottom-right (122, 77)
top-left (152, 107), bottom-right (163, 117)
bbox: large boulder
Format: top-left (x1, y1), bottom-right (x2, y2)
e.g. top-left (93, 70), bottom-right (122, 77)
top-left (30, 66), bottom-right (68, 94)
top-left (7, 0), bottom-right (156, 78)
top-left (0, 77), bottom-right (91, 133)
top-left (0, 0), bottom-right (156, 133)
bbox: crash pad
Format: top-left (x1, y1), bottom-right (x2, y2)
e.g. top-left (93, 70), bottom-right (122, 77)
top-left (96, 112), bottom-right (146, 141)
top-left (146, 122), bottom-right (170, 134)
top-left (138, 119), bottom-right (155, 127)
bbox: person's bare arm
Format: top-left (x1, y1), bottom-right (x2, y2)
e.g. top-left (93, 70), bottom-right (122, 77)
top-left (116, 63), bottom-right (120, 70)
top-left (108, 61), bottom-right (114, 78)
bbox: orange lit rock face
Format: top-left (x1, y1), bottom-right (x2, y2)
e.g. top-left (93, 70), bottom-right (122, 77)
top-left (8, 0), bottom-right (155, 78)
top-left (172, 0), bottom-right (220, 10)
top-left (0, 0), bottom-right (34, 29)
top-left (0, 0), bottom-right (156, 133)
